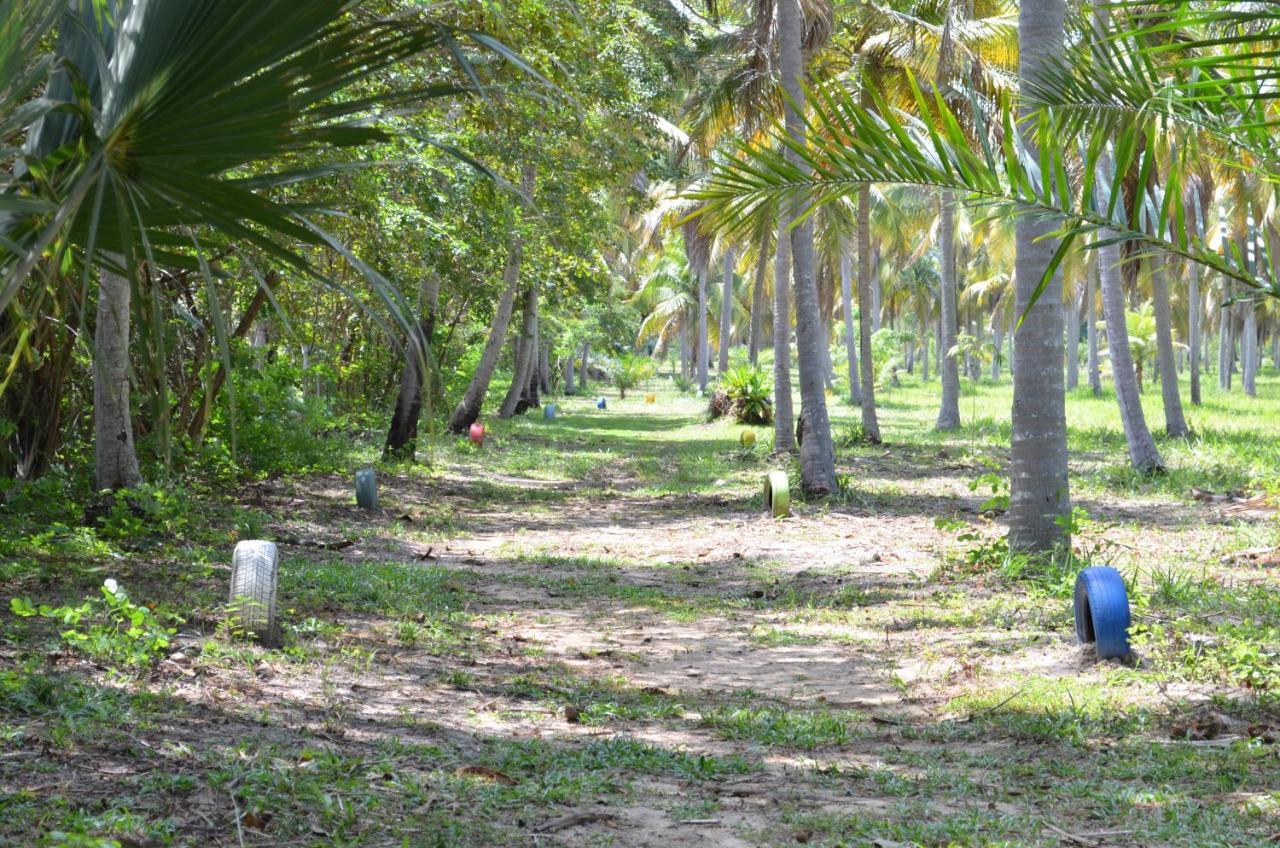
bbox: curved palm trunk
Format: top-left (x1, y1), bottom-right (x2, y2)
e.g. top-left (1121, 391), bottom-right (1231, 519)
top-left (719, 248), bottom-right (735, 374)
top-left (857, 185), bottom-right (881, 442)
top-left (936, 191), bottom-right (961, 429)
top-left (384, 273), bottom-right (440, 459)
top-left (840, 244), bottom-right (862, 405)
top-left (1009, 0), bottom-right (1070, 551)
top-left (95, 264), bottom-right (144, 491)
top-left (697, 263), bottom-right (709, 392)
top-left (772, 214), bottom-right (795, 452)
top-left (1098, 240), bottom-right (1163, 471)
top-left (498, 283), bottom-right (539, 418)
top-left (1149, 253), bottom-right (1189, 436)
top-left (1188, 262), bottom-right (1201, 405)
top-left (748, 230), bottom-right (769, 365)
top-left (779, 0), bottom-right (836, 492)
top-left (447, 164), bottom-right (535, 434)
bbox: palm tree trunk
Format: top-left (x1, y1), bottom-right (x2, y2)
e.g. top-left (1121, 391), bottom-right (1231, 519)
top-left (749, 229), bottom-right (769, 365)
top-left (697, 262), bottom-right (709, 392)
top-left (936, 191), bottom-right (961, 429)
top-left (1009, 0), bottom-right (1070, 551)
top-left (1242, 304), bottom-right (1258, 396)
top-left (384, 273), bottom-right (440, 459)
top-left (1149, 253), bottom-right (1189, 436)
top-left (499, 282), bottom-right (539, 417)
top-left (857, 185), bottom-right (881, 442)
top-left (772, 212), bottom-right (796, 452)
top-left (447, 164), bottom-right (535, 434)
top-left (1065, 289), bottom-right (1081, 390)
top-left (94, 263), bottom-right (144, 491)
top-left (779, 0), bottom-right (836, 493)
top-left (1098, 241), bottom-right (1163, 471)
top-left (840, 243), bottom-right (862, 405)
top-left (1188, 261), bottom-right (1201, 405)
top-left (719, 248), bottom-right (735, 374)
top-left (1087, 256), bottom-right (1102, 396)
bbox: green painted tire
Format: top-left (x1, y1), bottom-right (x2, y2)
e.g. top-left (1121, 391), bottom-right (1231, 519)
top-left (355, 468), bottom-right (378, 510)
top-left (764, 470), bottom-right (790, 518)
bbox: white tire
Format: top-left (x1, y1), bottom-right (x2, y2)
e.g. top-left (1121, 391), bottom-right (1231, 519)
top-left (229, 540), bottom-right (279, 643)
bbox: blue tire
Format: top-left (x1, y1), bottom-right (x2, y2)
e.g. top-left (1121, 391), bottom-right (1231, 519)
top-left (596, 396), bottom-right (607, 410)
top-left (355, 468), bottom-right (378, 511)
top-left (544, 404), bottom-right (556, 420)
top-left (1074, 566), bottom-right (1130, 659)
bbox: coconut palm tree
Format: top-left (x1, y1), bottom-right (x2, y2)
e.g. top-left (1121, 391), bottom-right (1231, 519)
top-left (778, 0), bottom-right (836, 491)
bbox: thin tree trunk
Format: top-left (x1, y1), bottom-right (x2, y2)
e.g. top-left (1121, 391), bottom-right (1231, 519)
top-left (772, 212), bottom-right (795, 452)
top-left (992, 318), bottom-right (1004, 381)
top-left (448, 165), bottom-right (535, 433)
top-left (921, 325), bottom-right (930, 382)
top-left (384, 273), bottom-right (440, 458)
top-left (749, 229), bottom-right (769, 365)
top-left (719, 248), bottom-right (735, 374)
top-left (499, 282), bottom-right (539, 417)
top-left (1149, 253), bottom-right (1189, 436)
top-left (539, 343), bottom-right (551, 395)
top-left (1218, 292), bottom-right (1232, 390)
top-left (1087, 255), bottom-right (1102, 396)
top-left (564, 354), bottom-right (576, 395)
top-left (697, 262), bottom-right (709, 392)
top-left (1066, 289), bottom-right (1081, 390)
top-left (857, 185), bottom-right (881, 442)
top-left (580, 341), bottom-right (590, 391)
top-left (936, 191), bottom-right (961, 429)
top-left (840, 243), bottom-right (862, 405)
top-left (94, 263), bottom-right (144, 491)
top-left (1009, 0), bottom-right (1070, 551)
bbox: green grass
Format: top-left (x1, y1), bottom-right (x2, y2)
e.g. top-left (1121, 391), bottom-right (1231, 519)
top-left (7, 367), bottom-right (1280, 846)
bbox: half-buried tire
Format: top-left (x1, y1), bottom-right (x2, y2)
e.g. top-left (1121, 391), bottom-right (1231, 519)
top-left (1073, 566), bottom-right (1130, 660)
top-left (230, 540), bottom-right (279, 644)
top-left (764, 470), bottom-right (790, 518)
top-left (355, 468), bottom-right (378, 511)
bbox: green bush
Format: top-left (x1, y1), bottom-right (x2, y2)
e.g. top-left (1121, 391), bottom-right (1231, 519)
top-left (11, 579), bottom-right (179, 670)
top-left (719, 365), bottom-right (774, 425)
top-left (613, 354), bottom-right (656, 399)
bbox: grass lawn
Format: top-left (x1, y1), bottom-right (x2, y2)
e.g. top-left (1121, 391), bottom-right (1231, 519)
top-left (3, 366), bottom-right (1279, 847)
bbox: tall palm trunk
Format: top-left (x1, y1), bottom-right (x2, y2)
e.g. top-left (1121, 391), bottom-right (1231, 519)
top-left (1009, 0), bottom-right (1070, 551)
top-left (772, 212), bottom-right (796, 452)
top-left (719, 248), bottom-right (735, 374)
top-left (384, 273), bottom-right (440, 459)
top-left (1098, 242), bottom-right (1162, 471)
top-left (447, 164), bottom-right (535, 433)
top-left (748, 233), bottom-right (769, 365)
top-left (779, 0), bottom-right (836, 492)
top-left (840, 244), bottom-right (862, 405)
top-left (697, 262), bottom-right (709, 392)
top-left (857, 185), bottom-right (881, 441)
top-left (936, 191), bottom-right (961, 429)
top-left (95, 263), bottom-right (144, 491)
top-left (498, 283), bottom-right (539, 417)
top-left (1188, 262), bottom-right (1201, 405)
top-left (1087, 255), bottom-right (1102, 396)
top-left (1242, 304), bottom-right (1258, 396)
top-left (1066, 289), bottom-right (1081, 390)
top-left (1149, 253), bottom-right (1189, 436)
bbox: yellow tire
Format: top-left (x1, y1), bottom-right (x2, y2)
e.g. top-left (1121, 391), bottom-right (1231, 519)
top-left (764, 470), bottom-right (790, 518)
